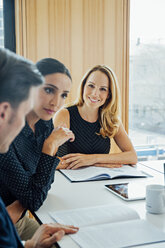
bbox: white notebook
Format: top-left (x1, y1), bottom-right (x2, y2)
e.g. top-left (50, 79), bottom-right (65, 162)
top-left (60, 165), bottom-right (150, 182)
top-left (49, 204), bottom-right (165, 248)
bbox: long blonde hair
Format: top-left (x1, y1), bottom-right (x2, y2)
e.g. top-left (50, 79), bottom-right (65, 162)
top-left (76, 65), bottom-right (120, 138)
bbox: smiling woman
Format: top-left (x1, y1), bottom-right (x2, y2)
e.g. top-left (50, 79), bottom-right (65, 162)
top-left (54, 65), bottom-right (137, 170)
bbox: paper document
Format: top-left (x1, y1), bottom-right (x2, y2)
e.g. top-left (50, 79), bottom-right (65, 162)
top-left (72, 220), bottom-right (165, 248)
top-left (49, 204), bottom-right (165, 248)
top-left (60, 165), bottom-right (150, 182)
top-left (49, 204), bottom-right (139, 227)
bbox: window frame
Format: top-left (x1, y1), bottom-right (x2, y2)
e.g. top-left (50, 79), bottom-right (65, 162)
top-left (3, 0), bottom-right (16, 52)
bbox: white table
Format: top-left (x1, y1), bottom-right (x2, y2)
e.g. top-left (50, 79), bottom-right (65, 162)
top-left (36, 163), bottom-right (165, 248)
top-left (139, 160), bottom-right (165, 174)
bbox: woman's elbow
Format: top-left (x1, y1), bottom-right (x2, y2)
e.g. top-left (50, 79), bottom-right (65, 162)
top-left (21, 194), bottom-right (47, 212)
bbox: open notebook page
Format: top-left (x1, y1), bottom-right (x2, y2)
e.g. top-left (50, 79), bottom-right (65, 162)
top-left (71, 219), bottom-right (165, 248)
top-left (60, 165), bottom-right (149, 182)
top-left (49, 204), bottom-right (139, 228)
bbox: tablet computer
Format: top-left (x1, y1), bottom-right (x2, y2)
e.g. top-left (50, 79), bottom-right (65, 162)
top-left (105, 182), bottom-right (146, 201)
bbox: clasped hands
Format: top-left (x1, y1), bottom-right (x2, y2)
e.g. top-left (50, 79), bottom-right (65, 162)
top-left (57, 153), bottom-right (122, 170)
top-left (43, 126), bottom-right (122, 169)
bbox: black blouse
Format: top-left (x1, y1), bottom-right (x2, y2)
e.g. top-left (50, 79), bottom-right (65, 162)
top-left (0, 119), bottom-right (59, 212)
top-left (57, 105), bottom-right (110, 156)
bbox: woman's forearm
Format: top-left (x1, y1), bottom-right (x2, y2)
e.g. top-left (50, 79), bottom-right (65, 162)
top-left (94, 150), bottom-right (138, 165)
top-left (6, 200), bottom-right (25, 224)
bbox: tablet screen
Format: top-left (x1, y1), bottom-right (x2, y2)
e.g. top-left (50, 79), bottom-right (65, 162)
top-left (105, 182), bottom-right (146, 201)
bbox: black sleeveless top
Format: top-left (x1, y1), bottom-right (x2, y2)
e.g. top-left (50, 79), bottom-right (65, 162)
top-left (57, 105), bottom-right (110, 156)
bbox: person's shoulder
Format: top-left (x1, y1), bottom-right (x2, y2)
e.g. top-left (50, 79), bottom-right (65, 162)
top-left (55, 108), bottom-right (70, 119)
top-left (53, 108), bottom-right (70, 128)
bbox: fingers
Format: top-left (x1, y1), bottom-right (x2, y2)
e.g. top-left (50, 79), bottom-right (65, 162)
top-left (59, 127), bottom-right (75, 142)
top-left (45, 225), bottom-right (78, 246)
top-left (59, 225), bottom-right (79, 234)
top-left (56, 161), bottom-right (69, 170)
top-left (45, 230), bottom-right (65, 246)
top-left (53, 127), bottom-right (75, 141)
top-left (43, 127), bottom-right (75, 156)
top-left (65, 161), bottom-right (80, 169)
top-left (61, 154), bottom-right (83, 169)
top-left (62, 153), bottom-right (79, 160)
top-left (57, 156), bottom-right (75, 169)
top-left (65, 224), bottom-right (79, 229)
top-left (48, 223), bottom-right (79, 233)
top-left (57, 156), bottom-right (82, 170)
top-left (53, 230), bottom-right (65, 241)
top-left (63, 156), bottom-right (85, 169)
top-left (62, 155), bottom-right (80, 165)
top-left (64, 130), bottom-right (75, 143)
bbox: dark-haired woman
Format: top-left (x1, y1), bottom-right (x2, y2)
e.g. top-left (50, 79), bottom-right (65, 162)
top-left (0, 58), bottom-right (75, 240)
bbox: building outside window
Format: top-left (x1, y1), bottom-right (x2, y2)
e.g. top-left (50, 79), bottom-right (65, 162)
top-left (0, 0), bottom-right (4, 48)
top-left (129, 0), bottom-right (165, 161)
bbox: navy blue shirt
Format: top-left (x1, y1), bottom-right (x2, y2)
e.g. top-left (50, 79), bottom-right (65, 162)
top-left (0, 119), bottom-right (59, 212)
top-left (0, 197), bottom-right (23, 247)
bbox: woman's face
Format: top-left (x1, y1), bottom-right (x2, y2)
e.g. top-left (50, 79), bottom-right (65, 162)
top-left (83, 70), bottom-right (110, 109)
top-left (34, 73), bottom-right (72, 120)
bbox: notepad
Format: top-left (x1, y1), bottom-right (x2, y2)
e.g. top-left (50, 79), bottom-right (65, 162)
top-left (60, 165), bottom-right (150, 182)
top-left (49, 204), bottom-right (165, 248)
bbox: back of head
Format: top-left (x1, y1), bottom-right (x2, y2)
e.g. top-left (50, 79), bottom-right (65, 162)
top-left (0, 48), bottom-right (43, 108)
top-left (36, 58), bottom-right (72, 80)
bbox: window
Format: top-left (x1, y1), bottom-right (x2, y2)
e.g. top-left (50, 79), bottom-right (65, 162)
top-left (0, 0), bottom-right (4, 48)
top-left (129, 0), bottom-right (165, 161)
top-left (3, 0), bottom-right (16, 52)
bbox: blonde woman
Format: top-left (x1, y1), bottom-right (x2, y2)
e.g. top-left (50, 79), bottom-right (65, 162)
top-left (54, 65), bottom-right (137, 169)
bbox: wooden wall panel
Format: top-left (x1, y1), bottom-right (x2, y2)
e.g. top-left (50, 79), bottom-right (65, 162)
top-left (15, 0), bottom-right (130, 153)
top-left (70, 0), bottom-right (83, 103)
top-left (83, 0), bottom-right (104, 71)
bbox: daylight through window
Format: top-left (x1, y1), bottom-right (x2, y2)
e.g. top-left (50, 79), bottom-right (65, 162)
top-left (129, 0), bottom-right (165, 161)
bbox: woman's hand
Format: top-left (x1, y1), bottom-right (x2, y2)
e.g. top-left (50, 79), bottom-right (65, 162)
top-left (60, 153), bottom-right (123, 170)
top-left (42, 127), bottom-right (75, 156)
top-left (61, 153), bottom-right (96, 169)
top-left (56, 158), bottom-right (70, 169)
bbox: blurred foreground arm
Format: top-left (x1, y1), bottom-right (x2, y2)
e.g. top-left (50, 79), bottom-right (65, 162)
top-left (6, 200), bottom-right (25, 224)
